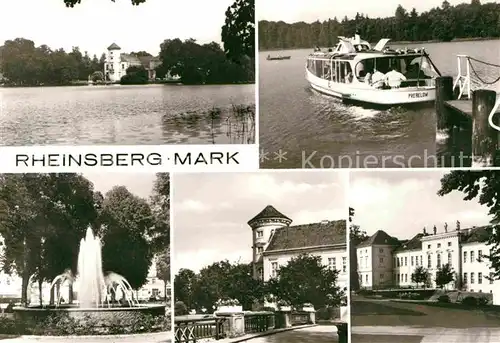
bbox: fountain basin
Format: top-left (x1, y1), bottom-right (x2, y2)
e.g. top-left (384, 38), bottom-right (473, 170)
top-left (13, 304), bottom-right (165, 327)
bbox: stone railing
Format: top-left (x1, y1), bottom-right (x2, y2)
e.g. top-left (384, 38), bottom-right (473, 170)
top-left (174, 316), bottom-right (227, 342)
top-left (174, 309), bottom-right (313, 342)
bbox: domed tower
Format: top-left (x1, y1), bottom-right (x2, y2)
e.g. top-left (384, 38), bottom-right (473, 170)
top-left (248, 205), bottom-right (292, 279)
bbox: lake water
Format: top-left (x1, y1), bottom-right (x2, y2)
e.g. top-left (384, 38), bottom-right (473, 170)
top-left (259, 39), bottom-right (500, 168)
top-left (250, 326), bottom-right (339, 343)
top-left (0, 84), bottom-right (255, 145)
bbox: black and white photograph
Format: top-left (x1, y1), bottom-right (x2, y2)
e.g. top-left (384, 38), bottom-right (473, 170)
top-left (258, 0), bottom-right (500, 168)
top-left (0, 173), bottom-right (170, 343)
top-left (172, 171), bottom-right (348, 343)
top-left (349, 170), bottom-right (500, 342)
top-left (0, 0), bottom-right (255, 145)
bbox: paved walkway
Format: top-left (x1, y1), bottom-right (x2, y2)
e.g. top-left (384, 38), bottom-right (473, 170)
top-left (353, 326), bottom-right (500, 343)
top-left (211, 325), bottom-right (337, 343)
top-left (0, 332), bottom-right (170, 342)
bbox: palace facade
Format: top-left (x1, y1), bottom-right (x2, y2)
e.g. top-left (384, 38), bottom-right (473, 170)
top-left (357, 222), bottom-right (497, 295)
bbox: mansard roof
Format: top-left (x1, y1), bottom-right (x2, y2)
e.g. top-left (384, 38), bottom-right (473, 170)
top-left (394, 233), bottom-right (425, 252)
top-left (265, 220), bottom-right (346, 252)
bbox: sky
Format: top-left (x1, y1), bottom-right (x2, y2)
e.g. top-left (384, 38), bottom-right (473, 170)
top-left (172, 171), bottom-right (348, 274)
top-left (350, 170), bottom-right (492, 240)
top-left (0, 0), bottom-right (233, 56)
top-left (258, 0), bottom-right (497, 23)
top-left (82, 172), bottom-right (156, 199)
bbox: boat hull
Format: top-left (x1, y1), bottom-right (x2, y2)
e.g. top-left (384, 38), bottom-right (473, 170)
top-left (306, 69), bottom-right (435, 106)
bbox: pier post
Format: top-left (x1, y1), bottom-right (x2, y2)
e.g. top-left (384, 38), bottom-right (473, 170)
top-left (472, 89), bottom-right (498, 166)
top-left (435, 76), bottom-right (454, 130)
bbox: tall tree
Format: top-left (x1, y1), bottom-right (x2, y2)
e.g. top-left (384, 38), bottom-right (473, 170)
top-left (268, 254), bottom-right (344, 310)
top-left (411, 265), bottom-right (430, 288)
top-left (221, 0), bottom-right (254, 61)
top-left (438, 170), bottom-right (500, 280)
top-left (100, 186), bottom-right (154, 289)
top-left (349, 207), bottom-right (368, 291)
top-left (435, 263), bottom-right (455, 288)
top-left (156, 247), bottom-right (170, 300)
top-left (174, 268), bottom-right (198, 310)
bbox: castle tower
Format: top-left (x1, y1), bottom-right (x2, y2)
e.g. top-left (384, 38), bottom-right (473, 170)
top-left (105, 43), bottom-right (121, 81)
top-left (247, 205), bottom-right (292, 279)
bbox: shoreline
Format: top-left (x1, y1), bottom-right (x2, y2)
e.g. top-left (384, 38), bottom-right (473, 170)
top-left (258, 36), bottom-right (500, 52)
top-left (0, 81), bottom-right (255, 88)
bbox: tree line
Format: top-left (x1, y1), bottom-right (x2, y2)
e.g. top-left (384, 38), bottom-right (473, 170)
top-left (259, 0), bottom-right (500, 50)
top-left (174, 254), bottom-right (344, 316)
top-left (0, 173), bottom-right (170, 305)
top-left (350, 170), bottom-right (500, 291)
top-left (1, 0), bottom-right (254, 86)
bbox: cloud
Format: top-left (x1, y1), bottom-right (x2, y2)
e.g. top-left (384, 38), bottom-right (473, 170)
top-left (244, 174), bottom-right (337, 201)
top-left (293, 208), bottom-right (346, 225)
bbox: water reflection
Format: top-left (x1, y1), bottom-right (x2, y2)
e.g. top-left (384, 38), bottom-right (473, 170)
top-left (250, 326), bottom-right (338, 343)
top-left (0, 84), bottom-right (255, 145)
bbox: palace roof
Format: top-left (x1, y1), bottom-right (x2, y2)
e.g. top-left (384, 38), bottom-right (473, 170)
top-left (265, 220), bottom-right (346, 252)
top-left (357, 230), bottom-right (399, 248)
top-left (247, 205), bottom-right (292, 225)
top-left (107, 43), bottom-right (121, 50)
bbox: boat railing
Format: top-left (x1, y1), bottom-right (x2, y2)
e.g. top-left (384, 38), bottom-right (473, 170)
top-left (453, 54), bottom-right (471, 100)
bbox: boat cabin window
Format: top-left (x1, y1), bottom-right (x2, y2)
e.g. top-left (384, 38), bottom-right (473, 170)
top-left (355, 55), bottom-right (438, 87)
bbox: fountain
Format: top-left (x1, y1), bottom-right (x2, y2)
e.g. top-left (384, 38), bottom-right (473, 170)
top-left (13, 227), bottom-right (164, 330)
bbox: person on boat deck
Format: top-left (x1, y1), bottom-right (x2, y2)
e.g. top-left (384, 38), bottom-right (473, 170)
top-left (371, 69), bottom-right (385, 88)
top-left (384, 67), bottom-right (407, 88)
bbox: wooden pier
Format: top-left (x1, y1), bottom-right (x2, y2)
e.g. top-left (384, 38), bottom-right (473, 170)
top-left (435, 76), bottom-right (500, 166)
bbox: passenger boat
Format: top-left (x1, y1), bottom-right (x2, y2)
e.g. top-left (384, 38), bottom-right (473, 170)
top-left (267, 55), bottom-right (291, 61)
top-left (305, 33), bottom-right (441, 106)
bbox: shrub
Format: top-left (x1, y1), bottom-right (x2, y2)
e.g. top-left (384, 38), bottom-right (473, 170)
top-left (461, 296), bottom-right (478, 306)
top-left (477, 297), bottom-right (489, 306)
top-left (437, 295), bottom-right (450, 303)
top-left (175, 301), bottom-right (189, 316)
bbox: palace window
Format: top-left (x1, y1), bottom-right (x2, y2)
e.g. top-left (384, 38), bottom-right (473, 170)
top-left (328, 257), bottom-right (336, 269)
top-left (380, 273), bottom-right (384, 280)
top-left (478, 272), bottom-right (483, 284)
top-left (478, 250), bottom-right (483, 262)
top-left (428, 244), bottom-right (431, 249)
top-left (271, 262), bottom-right (278, 278)
top-left (420, 255), bottom-right (422, 266)
top-left (448, 252), bottom-right (452, 266)
top-left (411, 256), bottom-right (414, 266)
top-left (379, 248), bottom-right (384, 253)
top-left (471, 251), bottom-right (475, 262)
top-left (427, 255), bottom-right (431, 268)
top-left (471, 272), bottom-right (475, 284)
top-left (258, 268), bottom-right (263, 279)
top-left (379, 257), bottom-right (384, 264)
top-left (464, 273), bottom-right (467, 284)
top-left (257, 247), bottom-right (263, 254)
top-left (437, 243), bottom-right (441, 248)
top-left (342, 257), bottom-right (347, 272)
top-left (448, 242), bottom-right (452, 247)
top-left (257, 231), bottom-right (263, 238)
top-left (437, 253), bottom-right (441, 268)
top-left (464, 251), bottom-right (467, 263)
top-left (122, 63), bottom-right (125, 69)
top-left (405, 274), bottom-right (408, 282)
top-left (404, 257), bottom-right (407, 266)
top-left (365, 274), bottom-right (368, 283)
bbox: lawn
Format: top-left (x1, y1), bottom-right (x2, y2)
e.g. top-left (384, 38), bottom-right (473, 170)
top-left (352, 297), bottom-right (500, 328)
